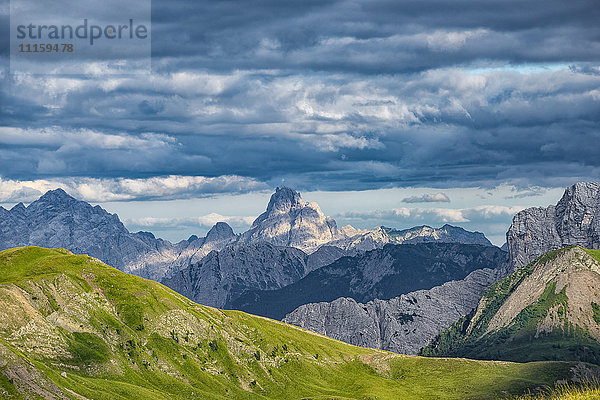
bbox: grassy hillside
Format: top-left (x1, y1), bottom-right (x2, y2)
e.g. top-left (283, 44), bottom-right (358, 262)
top-left (513, 381), bottom-right (600, 400)
top-left (421, 246), bottom-right (600, 364)
top-left (0, 246), bottom-right (593, 399)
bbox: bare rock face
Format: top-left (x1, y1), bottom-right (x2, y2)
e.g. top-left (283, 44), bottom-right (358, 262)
top-left (506, 182), bottom-right (600, 270)
top-left (162, 242), bottom-right (342, 308)
top-left (230, 242), bottom-right (506, 320)
top-left (237, 187), bottom-right (339, 253)
top-left (283, 268), bottom-right (501, 355)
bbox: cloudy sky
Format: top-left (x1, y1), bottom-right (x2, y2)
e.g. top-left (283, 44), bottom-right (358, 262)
top-left (0, 0), bottom-right (599, 245)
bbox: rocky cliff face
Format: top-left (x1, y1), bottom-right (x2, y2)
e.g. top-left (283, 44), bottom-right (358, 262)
top-left (229, 243), bottom-right (506, 320)
top-left (161, 242), bottom-right (342, 308)
top-left (283, 268), bottom-right (501, 355)
top-left (237, 187), bottom-right (339, 253)
top-left (506, 182), bottom-right (600, 270)
top-left (0, 189), bottom-right (237, 281)
top-left (421, 246), bottom-right (600, 364)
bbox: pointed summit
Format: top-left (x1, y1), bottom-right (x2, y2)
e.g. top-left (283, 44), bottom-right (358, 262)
top-left (10, 202), bottom-right (26, 214)
top-left (265, 187), bottom-right (304, 215)
top-left (205, 222), bottom-right (235, 243)
top-left (557, 181), bottom-right (600, 210)
top-left (238, 187), bottom-right (338, 252)
top-left (37, 188), bottom-right (78, 204)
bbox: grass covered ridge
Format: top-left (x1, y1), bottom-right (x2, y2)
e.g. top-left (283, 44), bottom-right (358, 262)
top-left (0, 246), bottom-right (593, 399)
top-left (421, 246), bottom-right (600, 364)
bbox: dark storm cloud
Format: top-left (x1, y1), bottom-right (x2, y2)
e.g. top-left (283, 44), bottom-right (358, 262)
top-left (150, 0), bottom-right (600, 73)
top-left (0, 0), bottom-right (599, 199)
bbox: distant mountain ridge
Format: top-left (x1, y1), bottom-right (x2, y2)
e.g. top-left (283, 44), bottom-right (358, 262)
top-left (0, 186), bottom-right (494, 282)
top-left (331, 224), bottom-right (492, 252)
top-left (228, 243), bottom-right (507, 320)
top-left (0, 189), bottom-right (234, 281)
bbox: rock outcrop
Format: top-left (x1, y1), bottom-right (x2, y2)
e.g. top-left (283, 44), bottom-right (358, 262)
top-left (283, 268), bottom-right (501, 355)
top-left (229, 243), bottom-right (506, 320)
top-left (506, 182), bottom-right (600, 270)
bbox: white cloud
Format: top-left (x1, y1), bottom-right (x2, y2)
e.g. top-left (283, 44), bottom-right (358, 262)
top-left (340, 205), bottom-right (525, 224)
top-left (0, 127), bottom-right (174, 150)
top-left (125, 213), bottom-right (255, 230)
top-left (424, 29), bottom-right (488, 51)
top-left (302, 133), bottom-right (384, 152)
top-left (0, 175), bottom-right (268, 203)
top-left (402, 192), bottom-right (451, 203)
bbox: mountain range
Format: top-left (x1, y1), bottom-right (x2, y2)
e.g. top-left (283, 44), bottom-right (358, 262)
top-left (0, 186), bottom-right (493, 283)
top-left (0, 188), bottom-right (234, 281)
top-left (281, 182), bottom-right (600, 357)
top-left (227, 242), bottom-right (506, 320)
top-left (2, 182), bottom-right (600, 366)
top-left (2, 182), bottom-right (600, 397)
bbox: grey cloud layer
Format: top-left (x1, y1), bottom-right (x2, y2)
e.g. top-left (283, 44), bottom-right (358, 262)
top-left (150, 0), bottom-right (600, 73)
top-left (2, 67), bottom-right (599, 191)
top-left (0, 0), bottom-right (599, 198)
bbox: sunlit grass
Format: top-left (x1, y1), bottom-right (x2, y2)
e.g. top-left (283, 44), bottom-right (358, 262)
top-left (513, 380), bottom-right (600, 400)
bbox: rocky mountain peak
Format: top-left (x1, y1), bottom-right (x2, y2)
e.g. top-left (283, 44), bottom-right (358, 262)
top-left (205, 222), bottom-right (235, 242)
top-left (556, 181), bottom-right (600, 228)
top-left (10, 202), bottom-right (26, 214)
top-left (558, 182), bottom-right (600, 206)
top-left (265, 186), bottom-right (304, 215)
top-left (37, 188), bottom-right (78, 205)
top-left (506, 181), bottom-right (600, 270)
top-left (239, 187), bottom-right (338, 253)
